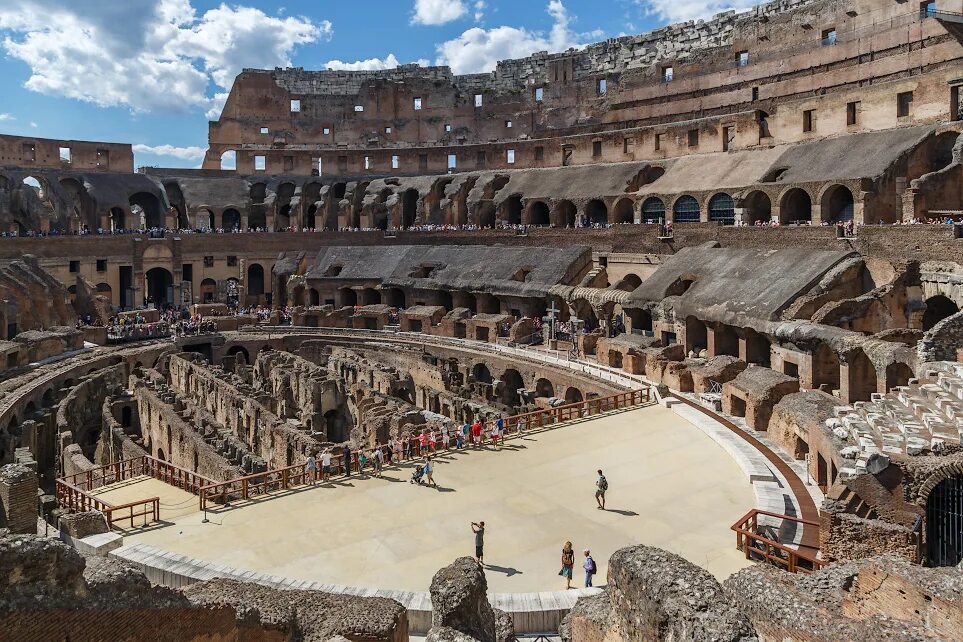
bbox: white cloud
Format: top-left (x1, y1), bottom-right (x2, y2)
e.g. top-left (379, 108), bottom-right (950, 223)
top-left (635, 0), bottom-right (757, 23)
top-left (0, 0), bottom-right (330, 114)
top-left (29, 121), bottom-right (37, 128)
top-left (473, 1), bottom-right (486, 21)
top-left (411, 0), bottom-right (467, 25)
top-left (0, 114), bottom-right (14, 121)
top-left (324, 53), bottom-right (429, 71)
top-left (435, 1), bottom-right (589, 74)
top-left (132, 143), bottom-right (207, 161)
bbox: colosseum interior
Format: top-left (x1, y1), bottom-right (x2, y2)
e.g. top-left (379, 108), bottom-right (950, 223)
top-left (2, 0), bottom-right (963, 639)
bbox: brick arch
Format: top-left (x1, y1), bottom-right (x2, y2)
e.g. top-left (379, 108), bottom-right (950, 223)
top-left (917, 460), bottom-right (963, 505)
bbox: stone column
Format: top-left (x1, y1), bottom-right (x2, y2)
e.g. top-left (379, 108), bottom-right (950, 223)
top-left (0, 464), bottom-right (38, 534)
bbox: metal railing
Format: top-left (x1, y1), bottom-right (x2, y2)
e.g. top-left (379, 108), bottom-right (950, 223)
top-left (199, 387), bottom-right (652, 511)
top-left (731, 509), bottom-right (825, 574)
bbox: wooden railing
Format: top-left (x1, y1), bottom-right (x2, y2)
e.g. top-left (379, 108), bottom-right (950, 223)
top-left (200, 387), bottom-right (653, 511)
top-left (56, 455), bottom-right (215, 530)
top-left (731, 509), bottom-right (825, 574)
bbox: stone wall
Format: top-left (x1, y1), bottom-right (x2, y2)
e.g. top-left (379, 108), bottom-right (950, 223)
top-left (0, 464), bottom-right (38, 534)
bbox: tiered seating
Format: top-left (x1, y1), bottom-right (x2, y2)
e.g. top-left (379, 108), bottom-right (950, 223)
top-left (829, 362), bottom-right (963, 478)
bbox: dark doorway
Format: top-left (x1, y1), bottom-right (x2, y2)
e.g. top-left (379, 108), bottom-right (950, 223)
top-left (145, 268), bottom-right (173, 307)
top-left (927, 474), bottom-right (963, 566)
top-left (402, 189), bottom-right (419, 228)
top-left (923, 295), bottom-right (959, 330)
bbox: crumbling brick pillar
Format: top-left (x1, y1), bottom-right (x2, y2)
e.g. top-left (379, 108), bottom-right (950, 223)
top-left (0, 463), bottom-right (39, 534)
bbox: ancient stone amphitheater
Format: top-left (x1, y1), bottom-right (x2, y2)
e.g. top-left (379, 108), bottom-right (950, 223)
top-left (2, 0), bottom-right (963, 639)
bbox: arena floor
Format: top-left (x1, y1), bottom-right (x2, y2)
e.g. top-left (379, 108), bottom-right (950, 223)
top-left (109, 404), bottom-right (755, 592)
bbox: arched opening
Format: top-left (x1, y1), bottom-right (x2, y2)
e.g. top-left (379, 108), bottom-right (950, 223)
top-left (472, 363), bottom-right (493, 385)
top-left (156, 448), bottom-right (166, 461)
top-left (121, 406), bottom-right (132, 428)
top-left (812, 344), bottom-right (841, 392)
top-left (222, 208), bottom-right (241, 231)
top-left (219, 150), bottom-right (236, 170)
top-left (503, 195), bottom-right (523, 225)
top-left (306, 204), bottom-right (318, 230)
top-left (613, 198), bottom-right (634, 224)
top-left (226, 345), bottom-right (250, 366)
top-left (640, 197), bottom-right (666, 223)
top-left (673, 195), bottom-right (700, 223)
top-left (743, 191), bottom-right (772, 224)
top-left (708, 193), bottom-right (735, 225)
top-left (923, 295), bottom-right (959, 330)
top-left (338, 288), bottom-right (358, 307)
top-left (145, 268), bottom-right (173, 307)
top-left (309, 289), bottom-right (320, 306)
top-left (499, 369), bottom-right (524, 409)
top-left (196, 208), bottom-right (214, 230)
top-left (534, 378), bottom-right (554, 398)
top-left (821, 184), bottom-right (855, 223)
top-left (627, 166), bottom-right (666, 191)
top-left (780, 188), bottom-right (812, 224)
top-left (250, 183), bottom-right (267, 204)
top-left (564, 387), bottom-right (583, 403)
top-left (846, 349), bottom-right (877, 403)
top-left (885, 362), bottom-right (914, 391)
top-left (324, 409), bottom-right (350, 443)
top-left (248, 210), bottom-right (266, 230)
top-left (616, 274), bottom-right (643, 292)
top-left (129, 192), bottom-right (163, 229)
top-left (41, 389), bottom-right (54, 408)
top-left (528, 201), bottom-right (550, 226)
top-left (277, 204), bottom-right (292, 230)
top-left (555, 200), bottom-right (577, 227)
top-left (247, 263), bottom-right (265, 297)
top-left (109, 207), bottom-right (126, 231)
top-left (402, 188), bottom-right (419, 229)
top-left (625, 307), bottom-right (652, 333)
top-left (199, 278), bottom-right (217, 303)
top-left (926, 474), bottom-right (963, 566)
top-left (360, 288), bottom-right (381, 306)
top-left (930, 132), bottom-right (959, 172)
top-left (585, 199), bottom-right (608, 225)
top-left (380, 288), bottom-right (403, 309)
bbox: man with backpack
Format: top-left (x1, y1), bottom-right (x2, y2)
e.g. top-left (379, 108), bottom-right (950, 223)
top-left (583, 549), bottom-right (597, 587)
top-left (595, 469), bottom-right (608, 510)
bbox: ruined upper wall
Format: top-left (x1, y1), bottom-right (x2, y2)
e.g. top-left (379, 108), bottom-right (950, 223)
top-left (0, 134), bottom-right (132, 173)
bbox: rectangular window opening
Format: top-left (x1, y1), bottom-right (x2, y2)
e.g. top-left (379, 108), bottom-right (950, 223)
top-left (447, 154), bottom-right (457, 170)
top-left (897, 91), bottom-right (914, 118)
top-left (290, 99), bottom-right (301, 112)
top-left (534, 146), bottom-right (545, 161)
top-left (260, 127), bottom-right (269, 134)
top-left (413, 97), bottom-right (422, 110)
top-left (476, 150), bottom-right (486, 168)
top-left (96, 259), bottom-right (107, 272)
top-left (662, 66), bottom-right (674, 82)
top-left (654, 133), bottom-right (663, 151)
top-left (592, 140), bottom-right (602, 157)
top-left (822, 28), bottom-right (837, 46)
top-left (364, 156), bottom-right (372, 170)
top-left (752, 86), bottom-right (759, 101)
top-left (687, 129), bottom-right (699, 147)
top-left (323, 127), bottom-right (331, 135)
top-left (535, 87), bottom-right (544, 102)
top-left (736, 51), bottom-right (749, 67)
top-left (507, 149), bottom-right (515, 164)
top-left (505, 120), bottom-right (512, 128)
top-left (384, 126), bottom-right (392, 134)
top-left (722, 126), bottom-right (732, 152)
top-left (597, 78), bottom-right (607, 95)
top-left (803, 109), bottom-right (815, 132)
top-left (354, 105), bottom-right (364, 112)
top-left (69, 260), bottom-right (79, 273)
top-left (391, 155), bottom-right (399, 170)
top-left (254, 155), bottom-right (266, 171)
top-left (847, 101), bottom-right (860, 126)
top-left (474, 94), bottom-right (483, 108)
top-left (59, 147), bottom-right (71, 163)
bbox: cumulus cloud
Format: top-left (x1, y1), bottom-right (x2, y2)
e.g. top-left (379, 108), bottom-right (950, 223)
top-left (0, 114), bottom-right (14, 121)
top-left (411, 0), bottom-right (467, 25)
top-left (435, 1), bottom-right (591, 74)
top-left (0, 0), bottom-right (330, 114)
top-left (132, 143), bottom-right (207, 160)
top-left (473, 0), bottom-right (486, 21)
top-left (324, 53), bottom-right (429, 71)
top-left (635, 0), bottom-right (757, 23)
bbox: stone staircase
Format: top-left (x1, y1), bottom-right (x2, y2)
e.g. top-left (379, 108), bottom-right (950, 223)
top-left (828, 361), bottom-right (963, 478)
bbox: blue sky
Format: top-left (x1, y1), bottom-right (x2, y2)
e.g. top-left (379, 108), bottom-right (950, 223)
top-left (0, 0), bottom-right (754, 169)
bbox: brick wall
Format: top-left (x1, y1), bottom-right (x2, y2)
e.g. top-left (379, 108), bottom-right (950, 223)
top-left (0, 464), bottom-right (38, 534)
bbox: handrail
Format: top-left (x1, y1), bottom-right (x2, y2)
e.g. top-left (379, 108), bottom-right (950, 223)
top-left (58, 454), bottom-right (216, 494)
top-left (199, 387), bottom-right (652, 511)
top-left (731, 508), bottom-right (825, 574)
top-left (55, 477), bottom-right (160, 531)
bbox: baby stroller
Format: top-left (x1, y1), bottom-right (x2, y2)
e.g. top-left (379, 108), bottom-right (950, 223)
top-left (410, 464), bottom-right (426, 484)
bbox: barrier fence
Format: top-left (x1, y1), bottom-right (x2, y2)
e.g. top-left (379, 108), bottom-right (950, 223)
top-left (198, 387), bottom-right (652, 511)
top-left (56, 455), bottom-right (216, 530)
top-left (731, 509), bottom-right (825, 574)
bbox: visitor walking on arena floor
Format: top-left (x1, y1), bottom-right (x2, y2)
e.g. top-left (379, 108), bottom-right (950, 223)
top-left (471, 420), bottom-right (482, 446)
top-left (306, 452), bottom-right (318, 485)
top-left (342, 444), bottom-right (353, 476)
top-left (583, 549), bottom-right (597, 587)
top-left (373, 445), bottom-right (383, 477)
top-left (559, 541), bottom-right (575, 589)
top-left (424, 455), bottom-right (436, 487)
top-left (490, 417), bottom-right (500, 450)
top-left (472, 521), bottom-right (485, 565)
top-left (596, 469), bottom-right (608, 510)
top-left (320, 449), bottom-right (332, 482)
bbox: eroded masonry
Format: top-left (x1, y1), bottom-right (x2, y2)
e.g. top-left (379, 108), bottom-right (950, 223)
top-left (2, 0), bottom-right (963, 639)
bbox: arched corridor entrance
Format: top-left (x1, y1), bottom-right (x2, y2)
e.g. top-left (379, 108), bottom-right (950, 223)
top-left (145, 267), bottom-right (173, 307)
top-left (247, 263), bottom-right (265, 297)
top-left (585, 200), bottom-right (608, 225)
top-left (528, 201), bottom-right (550, 226)
top-left (923, 295), bottom-right (959, 330)
top-left (780, 189), bottom-right (812, 224)
top-left (743, 191), bottom-right (772, 223)
top-left (555, 200), bottom-right (577, 227)
top-left (499, 369), bottom-right (524, 409)
top-left (821, 185), bottom-right (855, 222)
top-left (613, 198), bottom-right (634, 224)
top-left (402, 189), bottom-right (419, 229)
top-left (504, 195), bottom-right (523, 225)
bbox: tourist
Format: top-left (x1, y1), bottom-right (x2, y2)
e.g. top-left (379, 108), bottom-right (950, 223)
top-left (429, 428), bottom-right (438, 453)
top-left (490, 418), bottom-right (500, 450)
top-left (358, 448), bottom-right (369, 477)
top-left (342, 444), bottom-right (352, 476)
top-left (373, 444), bottom-right (383, 477)
top-left (320, 448), bottom-right (332, 481)
top-left (559, 541), bottom-right (575, 589)
top-left (441, 424), bottom-right (450, 450)
top-left (418, 430), bottom-right (429, 455)
top-left (394, 436), bottom-right (403, 462)
top-left (471, 419), bottom-right (483, 446)
top-left (496, 414), bottom-right (505, 442)
top-left (461, 421), bottom-right (470, 448)
top-left (455, 424), bottom-right (465, 449)
top-left (472, 521), bottom-right (485, 565)
top-left (404, 432), bottom-right (414, 460)
top-left (595, 469), bottom-right (608, 510)
top-left (306, 451), bottom-right (318, 485)
top-left (583, 549), bottom-right (596, 587)
top-left (424, 455), bottom-right (436, 487)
